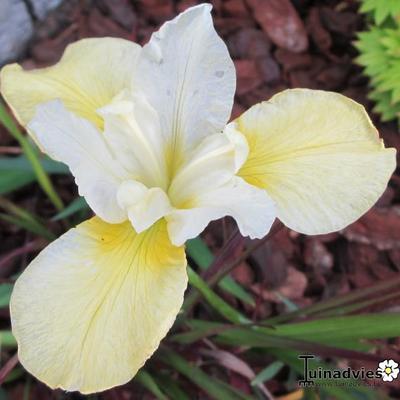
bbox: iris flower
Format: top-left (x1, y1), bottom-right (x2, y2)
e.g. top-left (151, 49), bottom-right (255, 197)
top-left (0, 4), bottom-right (396, 394)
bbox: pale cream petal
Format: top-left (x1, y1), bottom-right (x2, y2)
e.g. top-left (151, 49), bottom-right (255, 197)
top-left (225, 124), bottom-right (249, 172)
top-left (168, 132), bottom-right (236, 208)
top-left (28, 100), bottom-right (128, 223)
top-left (135, 4), bottom-right (235, 174)
top-left (117, 180), bottom-right (172, 233)
top-left (98, 91), bottom-right (168, 189)
top-left (11, 217), bottom-right (187, 394)
top-left (167, 176), bottom-right (276, 246)
top-left (167, 131), bottom-right (275, 245)
top-left (236, 89), bottom-right (396, 235)
top-left (1, 37), bottom-right (140, 129)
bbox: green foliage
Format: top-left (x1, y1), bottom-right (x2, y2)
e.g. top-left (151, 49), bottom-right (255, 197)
top-left (356, 2), bottom-right (400, 124)
top-left (0, 196), bottom-right (55, 240)
top-left (135, 371), bottom-right (168, 400)
top-left (186, 238), bottom-right (255, 306)
top-left (0, 102), bottom-right (64, 210)
top-left (0, 284), bottom-right (13, 308)
top-left (187, 266), bottom-right (250, 324)
top-left (0, 155), bottom-right (68, 195)
top-left (251, 361), bottom-right (284, 386)
top-left (159, 349), bottom-right (253, 400)
top-left (360, 0), bottom-right (400, 25)
top-left (52, 196), bottom-right (89, 221)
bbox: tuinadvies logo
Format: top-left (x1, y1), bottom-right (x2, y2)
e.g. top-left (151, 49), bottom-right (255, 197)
top-left (298, 356), bottom-right (399, 387)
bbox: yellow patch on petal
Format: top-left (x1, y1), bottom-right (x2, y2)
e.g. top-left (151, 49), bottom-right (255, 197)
top-left (10, 217), bottom-right (187, 394)
top-left (0, 38), bottom-right (140, 129)
top-left (236, 89), bottom-right (396, 234)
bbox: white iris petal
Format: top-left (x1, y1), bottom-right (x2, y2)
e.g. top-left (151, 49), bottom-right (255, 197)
top-left (25, 4), bottom-right (277, 246)
top-left (117, 180), bottom-right (172, 233)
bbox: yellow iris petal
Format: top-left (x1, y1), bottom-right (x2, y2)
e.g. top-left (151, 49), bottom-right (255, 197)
top-left (10, 217), bottom-right (187, 394)
top-left (0, 38), bottom-right (140, 129)
top-left (236, 89), bottom-right (396, 234)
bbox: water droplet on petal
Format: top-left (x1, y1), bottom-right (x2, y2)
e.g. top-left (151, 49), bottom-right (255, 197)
top-left (215, 70), bottom-right (224, 78)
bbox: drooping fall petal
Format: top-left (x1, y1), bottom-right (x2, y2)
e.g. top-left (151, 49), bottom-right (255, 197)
top-left (0, 37), bottom-right (140, 129)
top-left (234, 89), bottom-right (396, 234)
top-left (11, 217), bottom-right (187, 394)
top-left (135, 4), bottom-right (236, 175)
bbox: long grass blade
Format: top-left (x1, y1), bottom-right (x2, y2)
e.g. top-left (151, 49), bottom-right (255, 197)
top-left (266, 275), bottom-right (400, 324)
top-left (187, 266), bottom-right (249, 324)
top-left (0, 196), bottom-right (54, 240)
top-left (159, 348), bottom-right (252, 400)
top-left (0, 102), bottom-right (63, 210)
top-left (187, 238), bottom-right (254, 306)
top-left (135, 370), bottom-right (168, 400)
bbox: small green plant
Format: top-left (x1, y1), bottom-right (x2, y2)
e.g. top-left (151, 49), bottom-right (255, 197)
top-left (356, 0), bottom-right (400, 124)
top-left (359, 0), bottom-right (400, 25)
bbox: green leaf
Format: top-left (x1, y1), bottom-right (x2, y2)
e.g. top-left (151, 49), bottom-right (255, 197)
top-left (0, 102), bottom-right (64, 210)
top-left (52, 196), bottom-right (89, 221)
top-left (274, 292), bottom-right (299, 312)
top-left (186, 238), bottom-right (255, 306)
top-left (0, 284), bottom-right (13, 307)
top-left (0, 155), bottom-right (68, 175)
top-left (355, 16), bottom-right (400, 125)
top-left (186, 238), bottom-right (213, 267)
top-left (156, 373), bottom-right (191, 400)
top-left (266, 275), bottom-right (400, 323)
top-left (0, 168), bottom-right (34, 195)
top-left (135, 370), bottom-right (168, 400)
top-left (0, 330), bottom-right (17, 348)
top-left (3, 367), bottom-right (24, 384)
top-left (0, 213), bottom-right (54, 240)
top-left (0, 196), bottom-right (55, 239)
top-left (263, 314), bottom-right (400, 343)
top-left (359, 0), bottom-right (400, 25)
top-left (0, 155), bottom-right (68, 195)
top-left (184, 320), bottom-right (381, 362)
top-left (251, 361), bottom-right (284, 386)
top-left (159, 349), bottom-right (252, 400)
top-left (40, 158), bottom-right (69, 174)
top-left (171, 320), bottom-right (230, 345)
top-left (187, 266), bottom-right (249, 324)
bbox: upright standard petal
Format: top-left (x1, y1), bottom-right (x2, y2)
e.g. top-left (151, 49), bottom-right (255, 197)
top-left (168, 132), bottom-right (237, 208)
top-left (98, 91), bottom-right (168, 189)
top-left (135, 4), bottom-right (235, 176)
top-left (11, 217), bottom-right (187, 394)
top-left (1, 38), bottom-right (140, 129)
top-left (234, 89), bottom-right (396, 234)
top-left (28, 100), bottom-right (128, 223)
